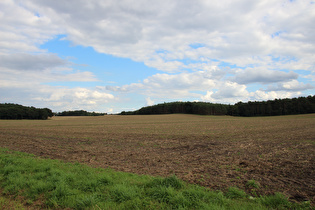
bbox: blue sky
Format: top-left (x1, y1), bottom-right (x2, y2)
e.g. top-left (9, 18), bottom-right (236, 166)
top-left (0, 0), bottom-right (314, 113)
top-left (40, 35), bottom-right (159, 88)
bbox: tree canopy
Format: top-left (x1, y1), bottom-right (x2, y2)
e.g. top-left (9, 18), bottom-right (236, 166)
top-left (121, 101), bottom-right (228, 115)
top-left (0, 104), bottom-right (53, 120)
top-left (120, 95), bottom-right (315, 117)
top-left (55, 110), bottom-right (107, 116)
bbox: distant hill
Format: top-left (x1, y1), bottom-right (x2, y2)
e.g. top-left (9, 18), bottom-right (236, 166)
top-left (0, 103), bottom-right (53, 120)
top-left (120, 95), bottom-right (315, 117)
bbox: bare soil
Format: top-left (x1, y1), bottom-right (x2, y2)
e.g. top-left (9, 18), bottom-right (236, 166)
top-left (0, 114), bottom-right (314, 204)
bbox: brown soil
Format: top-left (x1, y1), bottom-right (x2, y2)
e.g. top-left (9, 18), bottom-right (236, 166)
top-left (0, 114), bottom-right (314, 204)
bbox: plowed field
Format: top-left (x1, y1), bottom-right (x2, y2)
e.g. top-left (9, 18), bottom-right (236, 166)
top-left (0, 114), bottom-right (314, 204)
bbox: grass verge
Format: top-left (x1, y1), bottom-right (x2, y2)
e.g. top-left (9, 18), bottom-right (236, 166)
top-left (0, 147), bottom-right (311, 209)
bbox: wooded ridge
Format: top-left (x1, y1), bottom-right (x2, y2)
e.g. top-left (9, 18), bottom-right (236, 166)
top-left (120, 95), bottom-right (315, 117)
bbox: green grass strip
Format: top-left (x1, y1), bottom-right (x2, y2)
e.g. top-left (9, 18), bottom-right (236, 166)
top-left (0, 147), bottom-right (311, 209)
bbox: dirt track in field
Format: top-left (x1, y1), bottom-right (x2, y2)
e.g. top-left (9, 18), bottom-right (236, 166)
top-left (0, 114), bottom-right (314, 204)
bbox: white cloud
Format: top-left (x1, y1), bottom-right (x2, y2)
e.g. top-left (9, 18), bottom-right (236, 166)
top-left (16, 0), bottom-right (315, 73)
top-left (1, 0), bottom-right (314, 111)
top-left (267, 80), bottom-right (314, 92)
top-left (1, 84), bottom-right (116, 112)
top-left (146, 97), bottom-right (154, 106)
top-left (201, 81), bottom-right (249, 104)
top-left (0, 53), bottom-right (68, 71)
top-left (232, 68), bottom-right (298, 84)
top-left (0, 66), bottom-right (98, 86)
top-left (249, 90), bottom-right (299, 101)
top-left (106, 67), bottom-right (312, 105)
top-left (201, 88), bottom-right (302, 104)
top-left (0, 0), bottom-right (61, 53)
top-left (106, 68), bottom-right (221, 99)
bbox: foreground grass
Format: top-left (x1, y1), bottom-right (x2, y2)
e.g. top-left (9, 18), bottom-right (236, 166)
top-left (0, 196), bottom-right (26, 209)
top-left (0, 148), bottom-right (311, 209)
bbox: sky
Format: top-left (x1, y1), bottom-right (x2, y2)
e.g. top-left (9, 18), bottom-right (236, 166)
top-left (0, 0), bottom-right (314, 114)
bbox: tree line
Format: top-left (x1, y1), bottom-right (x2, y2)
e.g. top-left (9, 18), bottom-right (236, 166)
top-left (229, 95), bottom-right (315, 116)
top-left (121, 101), bottom-right (228, 115)
top-left (120, 95), bottom-right (315, 117)
top-left (0, 103), bottom-right (53, 120)
top-left (55, 110), bottom-right (107, 116)
top-left (1, 95), bottom-right (313, 119)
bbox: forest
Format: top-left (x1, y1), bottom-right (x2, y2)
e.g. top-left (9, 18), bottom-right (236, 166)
top-left (1, 95), bottom-right (314, 119)
top-left (120, 95), bottom-right (315, 117)
top-left (121, 101), bottom-right (228, 115)
top-left (0, 103), bottom-right (53, 120)
top-left (55, 110), bottom-right (107, 116)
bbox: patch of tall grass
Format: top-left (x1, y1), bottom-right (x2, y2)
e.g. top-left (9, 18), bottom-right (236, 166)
top-left (0, 148), bottom-right (310, 209)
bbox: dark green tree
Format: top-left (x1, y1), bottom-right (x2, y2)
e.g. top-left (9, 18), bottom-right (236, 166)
top-left (0, 104), bottom-right (53, 120)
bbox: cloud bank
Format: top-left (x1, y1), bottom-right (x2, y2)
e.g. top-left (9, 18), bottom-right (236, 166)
top-left (0, 0), bottom-right (314, 112)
